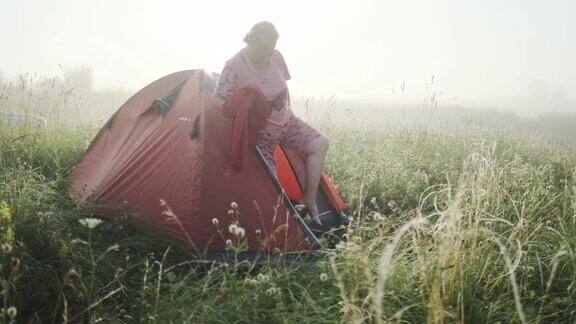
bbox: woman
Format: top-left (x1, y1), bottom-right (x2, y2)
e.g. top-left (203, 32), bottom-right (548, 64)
top-left (211, 21), bottom-right (328, 225)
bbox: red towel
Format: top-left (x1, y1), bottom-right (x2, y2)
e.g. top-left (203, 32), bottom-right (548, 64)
top-left (220, 87), bottom-right (287, 171)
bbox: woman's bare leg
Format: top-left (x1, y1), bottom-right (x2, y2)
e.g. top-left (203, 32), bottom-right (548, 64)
top-left (300, 135), bottom-right (329, 224)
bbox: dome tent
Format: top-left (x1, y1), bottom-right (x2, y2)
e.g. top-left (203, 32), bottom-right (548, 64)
top-left (69, 70), bottom-right (348, 262)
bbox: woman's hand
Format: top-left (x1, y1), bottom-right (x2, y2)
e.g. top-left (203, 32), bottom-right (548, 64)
top-left (269, 100), bottom-right (284, 111)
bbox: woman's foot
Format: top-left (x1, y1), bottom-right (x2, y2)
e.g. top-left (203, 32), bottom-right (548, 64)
top-left (302, 197), bottom-right (321, 225)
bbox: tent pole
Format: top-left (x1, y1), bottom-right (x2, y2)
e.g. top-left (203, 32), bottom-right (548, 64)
top-left (254, 145), bottom-right (322, 249)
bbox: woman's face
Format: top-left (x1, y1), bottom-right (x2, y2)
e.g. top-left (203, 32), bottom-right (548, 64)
top-left (248, 35), bottom-right (277, 63)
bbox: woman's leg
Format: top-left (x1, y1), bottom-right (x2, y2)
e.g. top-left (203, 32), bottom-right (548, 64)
top-left (277, 112), bottom-right (328, 224)
top-left (300, 134), bottom-right (329, 224)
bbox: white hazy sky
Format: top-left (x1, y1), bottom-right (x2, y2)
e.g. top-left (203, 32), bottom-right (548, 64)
top-left (1, 0), bottom-right (575, 111)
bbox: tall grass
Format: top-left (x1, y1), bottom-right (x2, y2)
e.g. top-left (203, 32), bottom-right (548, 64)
top-left (1, 117), bottom-right (575, 322)
top-left (0, 70), bottom-right (131, 126)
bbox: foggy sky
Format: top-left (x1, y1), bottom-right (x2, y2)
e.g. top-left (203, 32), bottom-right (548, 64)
top-left (1, 0), bottom-right (574, 115)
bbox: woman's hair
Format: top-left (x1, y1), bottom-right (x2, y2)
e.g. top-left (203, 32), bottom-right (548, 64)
top-left (243, 21), bottom-right (279, 44)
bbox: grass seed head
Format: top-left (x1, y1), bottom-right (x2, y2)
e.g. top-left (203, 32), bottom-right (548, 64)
top-left (6, 307), bottom-right (17, 319)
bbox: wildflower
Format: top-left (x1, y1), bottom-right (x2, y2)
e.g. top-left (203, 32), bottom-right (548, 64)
top-left (228, 223), bottom-right (245, 237)
top-left (227, 209), bottom-right (234, 215)
top-left (236, 226), bottom-right (245, 238)
top-left (212, 218), bottom-right (219, 226)
top-left (255, 229), bottom-right (261, 235)
top-left (225, 239), bottom-right (233, 248)
top-left (2, 243), bottom-right (12, 253)
top-left (78, 218), bottom-right (102, 229)
top-left (65, 268), bottom-right (78, 284)
top-left (370, 197), bottom-right (377, 205)
top-left (320, 273), bottom-right (328, 282)
top-left (10, 258), bottom-right (21, 271)
top-left (257, 273), bottom-right (269, 282)
top-left (6, 307), bottom-right (17, 319)
top-left (387, 200), bottom-right (398, 212)
top-left (231, 202), bottom-right (238, 209)
top-left (265, 287), bottom-right (277, 296)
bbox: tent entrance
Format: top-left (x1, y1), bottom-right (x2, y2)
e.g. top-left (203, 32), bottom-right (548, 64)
top-left (255, 145), bottom-right (349, 248)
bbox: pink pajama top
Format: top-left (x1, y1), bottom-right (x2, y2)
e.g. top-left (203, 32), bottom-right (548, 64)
top-left (215, 48), bottom-right (292, 126)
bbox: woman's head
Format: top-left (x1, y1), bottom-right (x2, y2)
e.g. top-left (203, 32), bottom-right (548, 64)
top-left (244, 21), bottom-right (279, 63)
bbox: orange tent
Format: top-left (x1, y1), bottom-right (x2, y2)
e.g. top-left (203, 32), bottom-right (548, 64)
top-left (69, 70), bottom-right (348, 261)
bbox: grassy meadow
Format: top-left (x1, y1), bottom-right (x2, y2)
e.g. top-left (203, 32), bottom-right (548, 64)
top-left (1, 71), bottom-right (576, 323)
top-left (0, 112), bottom-right (575, 323)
